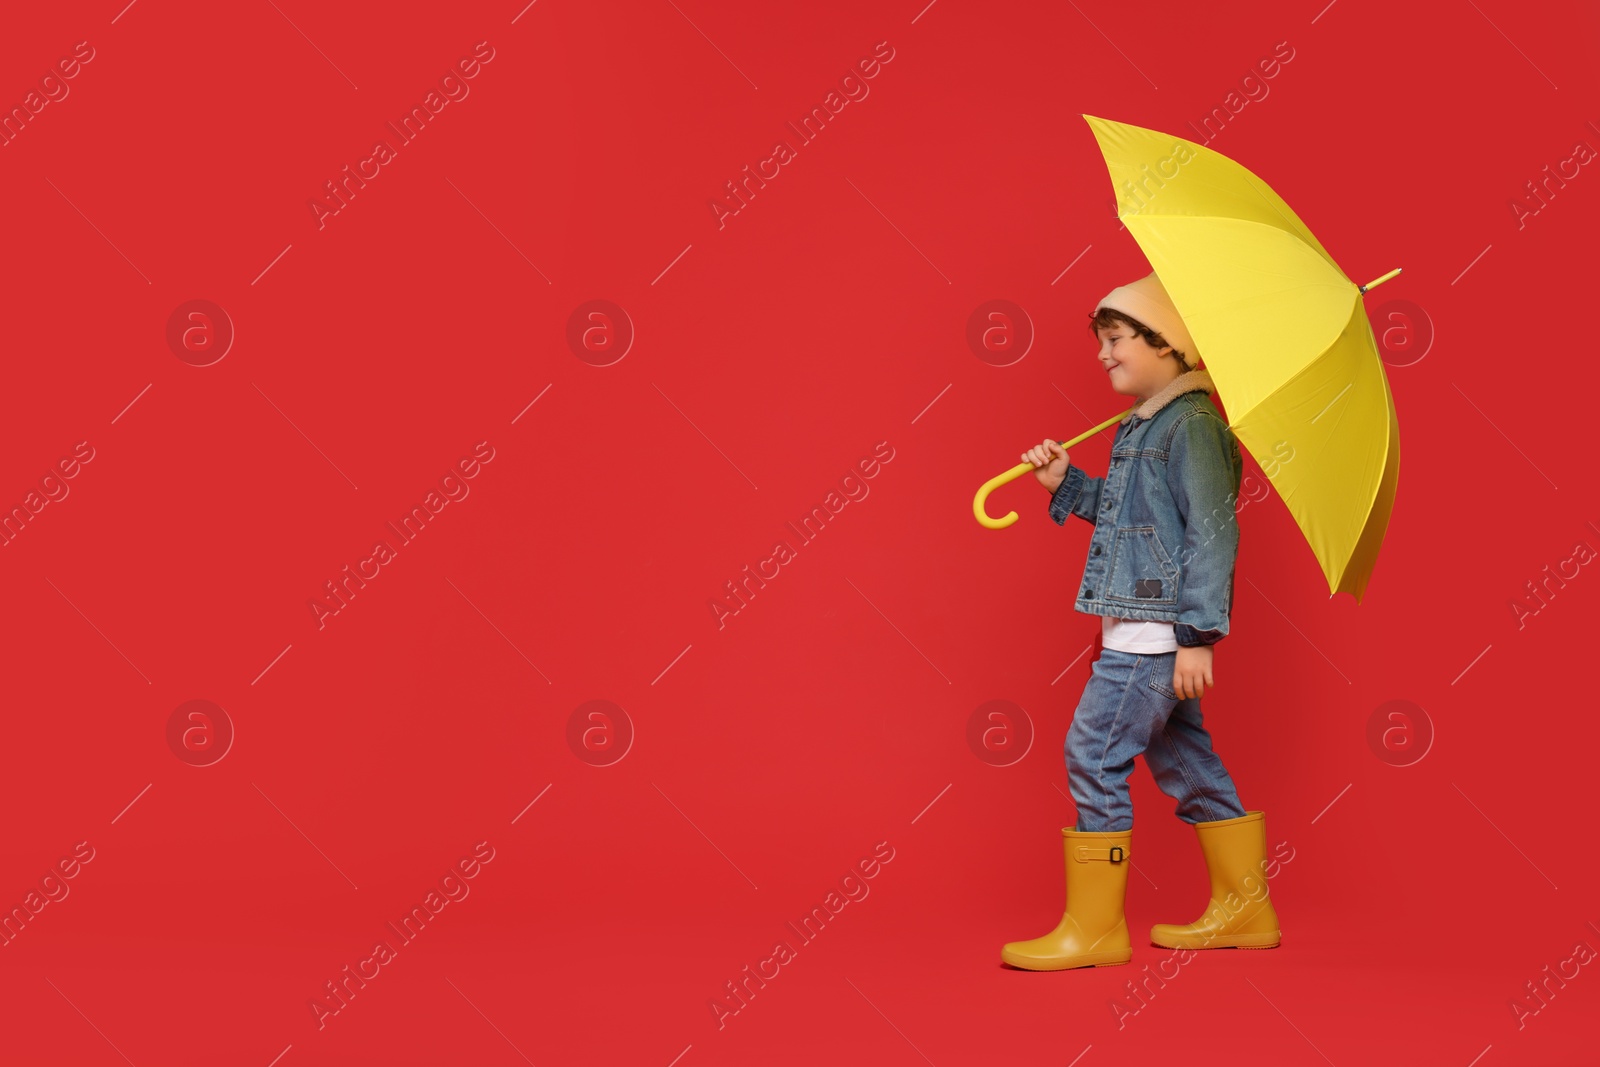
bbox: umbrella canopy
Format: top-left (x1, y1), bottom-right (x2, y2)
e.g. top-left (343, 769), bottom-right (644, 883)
top-left (1083, 113), bottom-right (1400, 603)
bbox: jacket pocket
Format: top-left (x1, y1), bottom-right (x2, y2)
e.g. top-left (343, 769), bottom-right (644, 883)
top-left (1105, 526), bottom-right (1180, 606)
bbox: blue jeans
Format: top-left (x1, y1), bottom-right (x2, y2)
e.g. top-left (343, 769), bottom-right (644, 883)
top-left (1065, 648), bottom-right (1247, 832)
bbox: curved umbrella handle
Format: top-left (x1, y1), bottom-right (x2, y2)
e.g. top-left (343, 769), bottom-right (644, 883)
top-left (973, 407), bottom-right (1135, 529)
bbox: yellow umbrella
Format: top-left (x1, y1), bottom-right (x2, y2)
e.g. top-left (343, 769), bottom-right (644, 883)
top-left (974, 114), bottom-right (1400, 604)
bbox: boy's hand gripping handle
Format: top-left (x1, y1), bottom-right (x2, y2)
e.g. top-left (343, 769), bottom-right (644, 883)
top-left (973, 407), bottom-right (1134, 529)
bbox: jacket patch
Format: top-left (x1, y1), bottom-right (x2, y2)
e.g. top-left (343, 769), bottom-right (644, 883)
top-left (1134, 578), bottom-right (1164, 598)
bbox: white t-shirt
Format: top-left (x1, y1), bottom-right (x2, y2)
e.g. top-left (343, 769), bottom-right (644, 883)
top-left (1102, 616), bottom-right (1178, 653)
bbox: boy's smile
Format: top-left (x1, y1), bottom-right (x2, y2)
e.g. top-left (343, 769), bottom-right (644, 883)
top-left (1096, 323), bottom-right (1185, 404)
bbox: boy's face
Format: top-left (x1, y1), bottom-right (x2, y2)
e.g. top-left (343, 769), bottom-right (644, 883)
top-left (1096, 321), bottom-right (1180, 403)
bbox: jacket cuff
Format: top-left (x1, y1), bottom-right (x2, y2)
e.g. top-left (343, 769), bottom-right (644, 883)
top-left (1047, 464), bottom-right (1085, 526)
top-left (1174, 623), bottom-right (1226, 647)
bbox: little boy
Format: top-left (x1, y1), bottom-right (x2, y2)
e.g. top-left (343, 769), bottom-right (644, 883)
top-left (1000, 272), bottom-right (1281, 972)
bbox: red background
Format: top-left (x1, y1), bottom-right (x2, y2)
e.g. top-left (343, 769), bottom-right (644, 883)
top-left (3, 1), bottom-right (1598, 1064)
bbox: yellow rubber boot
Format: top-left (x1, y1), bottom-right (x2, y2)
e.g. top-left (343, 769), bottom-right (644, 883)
top-left (1149, 810), bottom-right (1281, 950)
top-left (1001, 826), bottom-right (1133, 970)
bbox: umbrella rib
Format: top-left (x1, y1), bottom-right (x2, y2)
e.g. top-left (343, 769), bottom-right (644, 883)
top-left (1125, 214), bottom-right (1350, 282)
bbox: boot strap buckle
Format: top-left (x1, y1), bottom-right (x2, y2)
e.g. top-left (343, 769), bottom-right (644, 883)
top-left (1074, 845), bottom-right (1129, 863)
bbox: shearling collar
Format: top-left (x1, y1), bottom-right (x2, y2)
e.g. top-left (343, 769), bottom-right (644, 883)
top-left (1121, 368), bottom-right (1216, 424)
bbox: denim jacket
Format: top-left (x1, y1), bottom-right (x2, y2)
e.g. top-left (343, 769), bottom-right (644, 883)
top-left (1048, 368), bottom-right (1242, 647)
